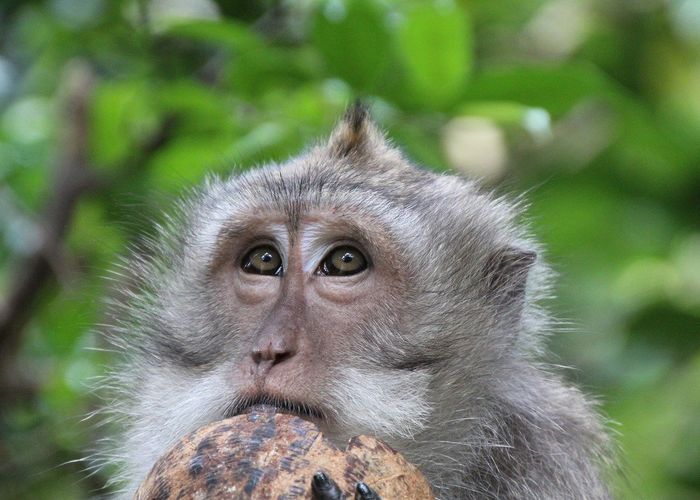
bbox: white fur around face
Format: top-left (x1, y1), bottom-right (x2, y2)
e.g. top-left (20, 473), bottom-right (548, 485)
top-left (328, 366), bottom-right (431, 441)
top-left (122, 365), bottom-right (230, 496)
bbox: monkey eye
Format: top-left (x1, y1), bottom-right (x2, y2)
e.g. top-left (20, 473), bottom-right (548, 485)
top-left (318, 246), bottom-right (368, 276)
top-left (241, 246), bottom-right (283, 276)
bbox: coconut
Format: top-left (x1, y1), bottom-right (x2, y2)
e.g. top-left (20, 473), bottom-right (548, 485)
top-left (136, 406), bottom-right (433, 499)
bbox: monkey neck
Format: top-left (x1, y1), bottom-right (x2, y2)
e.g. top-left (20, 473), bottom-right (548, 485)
top-left (393, 365), bottom-right (611, 499)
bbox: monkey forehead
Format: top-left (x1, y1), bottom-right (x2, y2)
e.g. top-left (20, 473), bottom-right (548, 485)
top-left (193, 166), bottom-right (420, 243)
top-left (190, 156), bottom-right (528, 266)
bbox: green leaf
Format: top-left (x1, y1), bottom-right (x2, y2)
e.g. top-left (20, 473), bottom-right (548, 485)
top-left (313, 0), bottom-right (391, 91)
top-left (456, 100), bottom-right (531, 125)
top-left (156, 80), bottom-right (237, 135)
top-left (146, 135), bottom-right (235, 192)
top-left (89, 81), bottom-right (159, 168)
top-left (462, 64), bottom-right (615, 117)
top-left (396, 2), bottom-right (472, 107)
top-left (163, 19), bottom-right (263, 52)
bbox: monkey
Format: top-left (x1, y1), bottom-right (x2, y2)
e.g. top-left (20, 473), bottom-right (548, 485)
top-left (99, 104), bottom-right (613, 499)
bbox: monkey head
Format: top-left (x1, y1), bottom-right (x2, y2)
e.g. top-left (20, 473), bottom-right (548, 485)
top-left (103, 105), bottom-right (608, 499)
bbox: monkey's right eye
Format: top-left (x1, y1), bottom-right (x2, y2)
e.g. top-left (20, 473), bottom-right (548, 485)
top-left (241, 246), bottom-right (283, 276)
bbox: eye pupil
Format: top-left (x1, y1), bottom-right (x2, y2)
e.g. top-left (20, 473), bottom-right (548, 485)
top-left (319, 246), bottom-right (368, 276)
top-left (241, 246), bottom-right (282, 276)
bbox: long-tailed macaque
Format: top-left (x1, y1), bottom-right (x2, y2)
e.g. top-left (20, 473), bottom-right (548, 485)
top-left (101, 105), bottom-right (612, 499)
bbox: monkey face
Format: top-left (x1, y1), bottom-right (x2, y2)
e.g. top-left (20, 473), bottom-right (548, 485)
top-left (161, 172), bottom-right (434, 439)
top-left (214, 210), bottom-right (414, 424)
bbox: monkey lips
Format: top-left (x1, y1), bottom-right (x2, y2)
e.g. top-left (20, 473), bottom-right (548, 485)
top-left (135, 405), bottom-right (433, 499)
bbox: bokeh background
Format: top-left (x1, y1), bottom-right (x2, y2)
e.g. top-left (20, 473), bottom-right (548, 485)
top-left (0, 0), bottom-right (699, 498)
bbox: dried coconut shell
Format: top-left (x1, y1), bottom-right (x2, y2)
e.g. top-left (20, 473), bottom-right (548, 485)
top-left (135, 407), bottom-right (433, 499)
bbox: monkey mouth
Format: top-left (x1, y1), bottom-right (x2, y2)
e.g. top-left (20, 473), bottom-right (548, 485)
top-left (224, 393), bottom-right (326, 422)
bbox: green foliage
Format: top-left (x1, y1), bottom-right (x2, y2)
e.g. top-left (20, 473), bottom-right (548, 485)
top-left (396, 2), bottom-right (472, 107)
top-left (314, 0), bottom-right (392, 91)
top-left (0, 0), bottom-right (699, 498)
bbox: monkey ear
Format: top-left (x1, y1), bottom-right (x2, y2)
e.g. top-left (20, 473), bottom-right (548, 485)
top-left (483, 246), bottom-right (537, 311)
top-left (327, 101), bottom-right (389, 158)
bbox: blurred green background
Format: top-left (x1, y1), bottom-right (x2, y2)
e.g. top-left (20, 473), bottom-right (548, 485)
top-left (0, 0), bottom-right (699, 498)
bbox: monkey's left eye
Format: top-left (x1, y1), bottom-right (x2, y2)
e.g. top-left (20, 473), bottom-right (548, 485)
top-left (241, 246), bottom-right (283, 276)
top-left (318, 246), bottom-right (368, 276)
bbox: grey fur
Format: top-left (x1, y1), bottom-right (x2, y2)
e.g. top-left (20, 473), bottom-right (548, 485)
top-left (98, 105), bottom-right (613, 499)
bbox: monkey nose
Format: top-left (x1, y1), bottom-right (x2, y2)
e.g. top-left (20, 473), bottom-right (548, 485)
top-left (251, 341), bottom-right (294, 374)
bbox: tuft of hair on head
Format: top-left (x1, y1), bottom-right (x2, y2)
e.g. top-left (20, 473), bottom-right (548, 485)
top-left (327, 100), bottom-right (390, 158)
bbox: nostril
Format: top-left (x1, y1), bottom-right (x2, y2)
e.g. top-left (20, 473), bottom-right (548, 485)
top-left (273, 351), bottom-right (293, 365)
top-left (251, 342), bottom-right (295, 368)
top-left (250, 349), bottom-right (294, 376)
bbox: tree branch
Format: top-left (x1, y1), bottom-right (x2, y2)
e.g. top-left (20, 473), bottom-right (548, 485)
top-left (0, 61), bottom-right (99, 387)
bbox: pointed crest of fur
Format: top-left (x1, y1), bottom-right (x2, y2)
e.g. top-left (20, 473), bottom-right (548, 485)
top-left (327, 100), bottom-right (388, 158)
